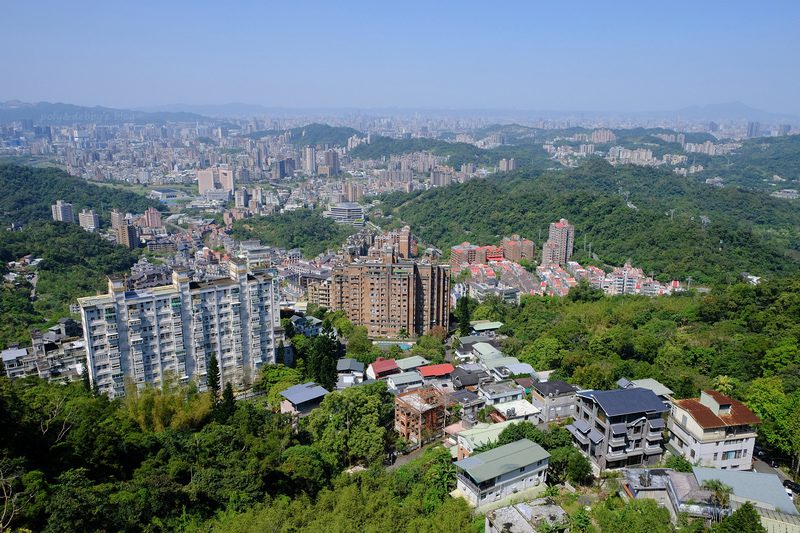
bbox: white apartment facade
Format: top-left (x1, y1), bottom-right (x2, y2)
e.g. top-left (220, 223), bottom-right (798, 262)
top-left (78, 259), bottom-right (281, 398)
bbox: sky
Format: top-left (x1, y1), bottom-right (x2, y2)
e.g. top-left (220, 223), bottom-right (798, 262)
top-left (2, 0), bottom-right (799, 114)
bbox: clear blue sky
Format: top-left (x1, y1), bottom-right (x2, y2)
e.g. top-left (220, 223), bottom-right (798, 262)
top-left (2, 0), bottom-right (798, 113)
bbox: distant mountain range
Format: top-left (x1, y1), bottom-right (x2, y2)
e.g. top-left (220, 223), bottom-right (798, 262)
top-left (0, 101), bottom-right (212, 125)
top-left (1, 100), bottom-right (796, 125)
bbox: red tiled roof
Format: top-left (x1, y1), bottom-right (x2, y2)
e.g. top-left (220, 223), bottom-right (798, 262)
top-left (370, 359), bottom-right (398, 374)
top-left (674, 392), bottom-right (761, 429)
top-left (418, 364), bottom-right (454, 377)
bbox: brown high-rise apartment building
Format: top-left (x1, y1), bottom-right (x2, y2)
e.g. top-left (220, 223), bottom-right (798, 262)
top-left (331, 262), bottom-right (450, 338)
top-left (142, 207), bottom-right (162, 228)
top-left (543, 219), bottom-right (575, 266)
top-left (373, 226), bottom-right (411, 259)
top-left (218, 168), bottom-right (235, 192)
top-left (110, 208), bottom-right (126, 229)
top-left (118, 222), bottom-right (139, 249)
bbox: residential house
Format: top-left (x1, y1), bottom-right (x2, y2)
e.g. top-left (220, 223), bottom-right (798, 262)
top-left (618, 377), bottom-right (674, 406)
top-left (567, 388), bottom-right (669, 468)
top-left (455, 439), bottom-right (550, 506)
top-left (668, 390), bottom-right (761, 470)
top-left (456, 420), bottom-right (516, 459)
top-left (366, 357), bottom-right (400, 380)
top-left (396, 355), bottom-right (429, 373)
top-left (418, 363), bottom-right (453, 383)
top-left (445, 389), bottom-right (486, 420)
top-left (530, 380), bottom-right (578, 424)
top-left (290, 315), bottom-right (323, 337)
top-left (491, 362), bottom-right (534, 381)
top-left (280, 382), bottom-right (330, 418)
top-left (386, 371), bottom-right (424, 392)
top-left (336, 358), bottom-right (364, 390)
top-left (450, 363), bottom-right (491, 389)
top-left (479, 380), bottom-right (525, 406)
top-left (491, 399), bottom-right (541, 424)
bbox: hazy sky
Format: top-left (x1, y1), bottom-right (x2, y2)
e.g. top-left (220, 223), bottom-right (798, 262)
top-left (3, 0), bottom-right (798, 113)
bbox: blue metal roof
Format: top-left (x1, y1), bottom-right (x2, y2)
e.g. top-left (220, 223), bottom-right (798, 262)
top-left (578, 388), bottom-right (668, 417)
top-left (281, 382), bottom-right (329, 405)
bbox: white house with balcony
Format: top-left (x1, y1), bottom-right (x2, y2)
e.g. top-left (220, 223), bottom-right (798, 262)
top-left (668, 390), bottom-right (761, 470)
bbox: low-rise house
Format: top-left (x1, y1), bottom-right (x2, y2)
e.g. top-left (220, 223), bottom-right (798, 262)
top-left (693, 466), bottom-right (798, 522)
top-left (618, 377), bottom-right (674, 406)
top-left (567, 387), bottom-right (668, 468)
top-left (394, 386), bottom-right (445, 445)
top-left (454, 335), bottom-right (497, 361)
top-left (668, 390), bottom-right (761, 470)
top-left (491, 399), bottom-right (541, 424)
top-left (482, 357), bottom-right (521, 374)
top-left (336, 358), bottom-right (364, 381)
top-left (530, 380), bottom-right (578, 424)
top-left (290, 315), bottom-right (323, 337)
top-left (485, 498), bottom-right (569, 533)
top-left (455, 439), bottom-right (550, 506)
top-left (280, 382), bottom-right (330, 418)
top-left (456, 420), bottom-right (516, 459)
top-left (472, 341), bottom-right (504, 363)
top-left (479, 380), bottom-right (525, 405)
top-left (366, 357), bottom-right (400, 380)
top-left (491, 362), bottom-right (534, 381)
top-left (445, 389), bottom-right (486, 419)
top-left (418, 363), bottom-right (453, 382)
top-left (450, 364), bottom-right (491, 389)
top-left (396, 355), bottom-right (429, 373)
top-left (386, 371), bottom-right (424, 392)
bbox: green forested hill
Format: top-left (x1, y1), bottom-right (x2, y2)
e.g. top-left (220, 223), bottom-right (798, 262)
top-left (242, 123), bottom-right (362, 146)
top-left (349, 135), bottom-right (553, 170)
top-left (0, 221), bottom-right (141, 347)
top-left (700, 134), bottom-right (800, 189)
top-left (0, 164), bottom-right (165, 226)
top-left (230, 209), bottom-right (355, 257)
top-left (378, 159), bottom-right (800, 284)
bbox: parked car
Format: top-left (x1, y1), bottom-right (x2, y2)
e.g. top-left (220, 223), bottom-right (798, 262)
top-left (784, 479), bottom-right (800, 495)
top-left (766, 457), bottom-right (781, 468)
top-left (754, 446), bottom-right (767, 458)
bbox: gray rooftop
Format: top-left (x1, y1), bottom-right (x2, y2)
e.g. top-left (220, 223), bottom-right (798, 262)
top-left (692, 466), bottom-right (798, 515)
top-left (337, 358), bottom-right (364, 373)
top-left (578, 387), bottom-right (668, 417)
top-left (533, 379), bottom-right (577, 397)
top-left (455, 439), bottom-right (550, 483)
top-left (280, 382), bottom-right (329, 406)
top-left (388, 372), bottom-right (423, 386)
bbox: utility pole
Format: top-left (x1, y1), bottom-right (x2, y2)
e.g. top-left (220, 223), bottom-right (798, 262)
top-left (670, 209), bottom-right (675, 221)
top-left (584, 234), bottom-right (587, 251)
top-left (687, 277), bottom-right (692, 291)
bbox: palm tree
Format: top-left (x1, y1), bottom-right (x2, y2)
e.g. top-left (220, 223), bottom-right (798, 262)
top-left (397, 327), bottom-right (408, 342)
top-left (712, 375), bottom-right (734, 397)
top-left (701, 479), bottom-right (732, 522)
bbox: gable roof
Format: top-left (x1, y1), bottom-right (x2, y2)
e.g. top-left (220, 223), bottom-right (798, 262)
top-left (578, 388), bottom-right (668, 416)
top-left (369, 358), bottom-right (399, 374)
top-left (418, 364), bottom-right (454, 378)
top-left (673, 394), bottom-right (761, 429)
top-left (281, 382), bottom-right (329, 405)
top-left (451, 367), bottom-right (488, 388)
top-left (534, 379), bottom-right (578, 397)
top-left (396, 355), bottom-right (429, 371)
top-left (337, 358), bottom-right (364, 373)
top-left (455, 439), bottom-right (550, 483)
top-left (693, 467), bottom-right (797, 515)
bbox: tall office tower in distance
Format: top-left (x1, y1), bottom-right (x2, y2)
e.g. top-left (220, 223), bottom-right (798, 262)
top-left (331, 262), bottom-right (450, 338)
top-left (542, 218), bottom-right (575, 266)
top-left (78, 259), bottom-right (281, 398)
top-left (303, 146), bottom-right (316, 175)
top-left (78, 209), bottom-right (100, 231)
top-left (747, 122), bottom-right (761, 139)
top-left (197, 169), bottom-right (216, 194)
top-left (51, 200), bottom-right (75, 223)
top-left (218, 167), bottom-right (235, 192)
top-left (324, 150), bottom-right (340, 175)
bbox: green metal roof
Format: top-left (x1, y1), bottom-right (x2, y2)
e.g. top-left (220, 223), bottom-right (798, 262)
top-left (472, 322), bottom-right (504, 331)
top-left (455, 438), bottom-right (550, 483)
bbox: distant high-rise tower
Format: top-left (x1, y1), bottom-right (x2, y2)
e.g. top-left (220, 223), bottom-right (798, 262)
top-left (78, 209), bottom-right (100, 231)
top-left (778, 124), bottom-right (791, 136)
top-left (324, 150), bottom-right (340, 175)
top-left (197, 169), bottom-right (216, 194)
top-left (218, 168), bottom-right (235, 192)
top-left (747, 122), bottom-right (761, 139)
top-left (142, 207), bottom-right (162, 228)
top-left (118, 222), bottom-right (139, 249)
top-left (51, 200), bottom-right (74, 223)
top-left (110, 208), bottom-right (125, 229)
top-left (543, 218), bottom-right (575, 266)
top-left (303, 146), bottom-right (316, 175)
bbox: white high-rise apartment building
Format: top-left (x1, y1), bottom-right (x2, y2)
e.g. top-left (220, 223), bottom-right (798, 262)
top-left (51, 200), bottom-right (75, 223)
top-left (78, 259), bottom-right (281, 398)
top-left (78, 209), bottom-right (100, 231)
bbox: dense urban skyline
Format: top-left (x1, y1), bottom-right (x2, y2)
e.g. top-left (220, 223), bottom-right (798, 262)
top-left (3, 1), bottom-right (799, 115)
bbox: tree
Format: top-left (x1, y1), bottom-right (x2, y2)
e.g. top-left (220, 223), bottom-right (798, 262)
top-left (701, 478), bottom-right (732, 523)
top-left (397, 327), bottom-right (408, 341)
top-left (207, 353), bottom-right (221, 400)
top-left (665, 454), bottom-right (694, 472)
top-left (456, 296), bottom-right (472, 337)
top-left (80, 365), bottom-right (91, 393)
top-left (216, 382), bottom-right (236, 424)
top-left (716, 501), bottom-right (766, 533)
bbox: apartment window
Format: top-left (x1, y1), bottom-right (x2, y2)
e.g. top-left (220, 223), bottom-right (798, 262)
top-left (713, 453), bottom-right (718, 460)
